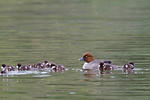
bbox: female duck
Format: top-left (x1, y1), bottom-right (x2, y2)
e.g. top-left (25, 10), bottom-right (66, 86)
top-left (80, 52), bottom-right (112, 70)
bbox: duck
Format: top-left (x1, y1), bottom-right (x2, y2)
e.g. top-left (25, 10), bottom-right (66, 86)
top-left (16, 63), bottom-right (23, 71)
top-left (122, 62), bottom-right (134, 69)
top-left (57, 64), bottom-right (66, 72)
top-left (34, 62), bottom-right (43, 69)
top-left (1, 64), bottom-right (15, 74)
top-left (7, 65), bottom-right (15, 71)
top-left (50, 63), bottom-right (66, 72)
top-left (79, 52), bottom-right (112, 70)
top-left (99, 62), bottom-right (104, 74)
top-left (26, 65), bottom-right (32, 70)
top-left (50, 63), bottom-right (57, 72)
top-left (21, 65), bottom-right (32, 71)
top-left (122, 62), bottom-right (135, 73)
top-left (41, 60), bottom-right (51, 68)
top-left (36, 61), bottom-right (51, 69)
top-left (1, 64), bottom-right (8, 74)
top-left (99, 62), bottom-right (116, 74)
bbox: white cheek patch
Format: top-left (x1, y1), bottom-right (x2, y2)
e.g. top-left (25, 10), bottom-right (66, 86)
top-left (125, 65), bottom-right (128, 68)
top-left (16, 66), bottom-right (18, 69)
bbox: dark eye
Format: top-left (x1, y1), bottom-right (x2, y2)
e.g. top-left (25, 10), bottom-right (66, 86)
top-left (85, 56), bottom-right (88, 58)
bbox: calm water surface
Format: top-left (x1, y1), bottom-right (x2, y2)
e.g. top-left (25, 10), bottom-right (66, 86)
top-left (0, 0), bottom-right (150, 100)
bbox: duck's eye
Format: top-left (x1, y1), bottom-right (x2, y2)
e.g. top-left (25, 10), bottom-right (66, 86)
top-left (84, 56), bottom-right (88, 58)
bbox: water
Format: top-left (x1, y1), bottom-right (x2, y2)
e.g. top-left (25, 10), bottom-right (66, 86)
top-left (0, 0), bottom-right (150, 100)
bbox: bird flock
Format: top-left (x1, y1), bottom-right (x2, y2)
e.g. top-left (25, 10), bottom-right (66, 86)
top-left (1, 52), bottom-right (136, 75)
top-left (1, 60), bottom-right (65, 74)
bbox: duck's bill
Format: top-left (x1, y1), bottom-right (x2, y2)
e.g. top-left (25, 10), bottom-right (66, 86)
top-left (79, 57), bottom-right (84, 61)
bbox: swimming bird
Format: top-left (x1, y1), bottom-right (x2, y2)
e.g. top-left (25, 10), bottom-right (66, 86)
top-left (99, 62), bottom-right (116, 74)
top-left (41, 60), bottom-right (51, 68)
top-left (1, 64), bottom-right (8, 74)
top-left (16, 63), bottom-right (23, 71)
top-left (7, 65), bottom-right (15, 71)
top-left (80, 52), bottom-right (112, 70)
top-left (122, 62), bottom-right (135, 74)
top-left (99, 62), bottom-right (104, 74)
top-left (57, 64), bottom-right (66, 72)
top-left (50, 63), bottom-right (65, 72)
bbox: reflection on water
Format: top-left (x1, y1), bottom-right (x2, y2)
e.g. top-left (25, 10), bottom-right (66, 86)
top-left (0, 0), bottom-right (150, 100)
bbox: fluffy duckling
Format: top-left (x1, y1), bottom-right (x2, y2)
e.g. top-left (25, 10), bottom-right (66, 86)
top-left (1, 64), bottom-right (8, 74)
top-left (99, 62), bottom-right (116, 74)
top-left (122, 62), bottom-right (135, 74)
top-left (7, 65), bottom-right (15, 71)
top-left (16, 63), bottom-right (22, 71)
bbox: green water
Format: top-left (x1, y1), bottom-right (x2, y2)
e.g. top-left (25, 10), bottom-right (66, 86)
top-left (0, 0), bottom-right (150, 100)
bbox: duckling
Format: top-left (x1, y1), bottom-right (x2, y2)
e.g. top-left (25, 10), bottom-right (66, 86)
top-left (1, 64), bottom-right (8, 74)
top-left (99, 62), bottom-right (116, 74)
top-left (122, 62), bottom-right (135, 74)
top-left (7, 65), bottom-right (15, 71)
top-left (16, 63), bottom-right (22, 71)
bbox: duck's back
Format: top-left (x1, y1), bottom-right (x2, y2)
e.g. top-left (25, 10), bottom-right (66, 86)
top-left (83, 59), bottom-right (111, 70)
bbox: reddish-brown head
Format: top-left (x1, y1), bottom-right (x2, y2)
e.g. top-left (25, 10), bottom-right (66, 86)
top-left (80, 52), bottom-right (94, 63)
